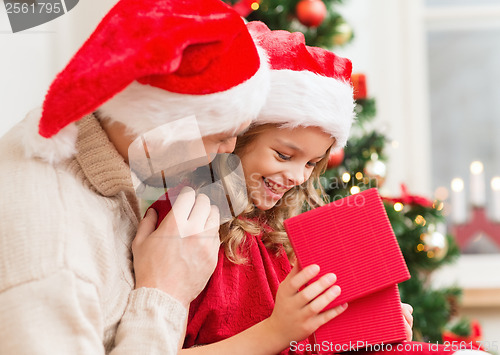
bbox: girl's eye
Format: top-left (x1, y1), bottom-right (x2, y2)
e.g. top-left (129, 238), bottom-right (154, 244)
top-left (306, 161), bottom-right (317, 168)
top-left (276, 151), bottom-right (291, 160)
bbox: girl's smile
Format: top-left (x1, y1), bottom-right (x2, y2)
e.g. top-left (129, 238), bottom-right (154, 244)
top-left (262, 176), bottom-right (288, 199)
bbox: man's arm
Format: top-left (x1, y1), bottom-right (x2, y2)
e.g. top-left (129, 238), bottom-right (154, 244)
top-left (0, 270), bottom-right (105, 354)
top-left (112, 288), bottom-right (188, 355)
top-left (0, 270), bottom-right (188, 355)
top-left (113, 187), bottom-right (221, 354)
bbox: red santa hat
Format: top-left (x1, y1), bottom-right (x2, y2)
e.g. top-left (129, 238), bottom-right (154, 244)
top-left (247, 22), bottom-right (355, 149)
top-left (24, 0), bottom-right (269, 164)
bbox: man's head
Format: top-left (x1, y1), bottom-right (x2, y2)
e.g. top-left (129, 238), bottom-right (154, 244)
top-left (26, 0), bottom-right (269, 165)
top-left (201, 119), bottom-right (252, 158)
top-left (101, 116), bottom-right (251, 182)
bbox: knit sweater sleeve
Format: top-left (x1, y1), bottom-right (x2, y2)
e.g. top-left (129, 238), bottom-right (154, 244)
top-left (0, 270), bottom-right (186, 355)
top-left (112, 287), bottom-right (188, 355)
top-left (0, 156), bottom-right (187, 354)
top-left (0, 270), bottom-right (105, 354)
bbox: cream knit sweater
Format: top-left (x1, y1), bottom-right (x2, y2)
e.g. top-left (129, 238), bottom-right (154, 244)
top-left (0, 114), bottom-right (187, 354)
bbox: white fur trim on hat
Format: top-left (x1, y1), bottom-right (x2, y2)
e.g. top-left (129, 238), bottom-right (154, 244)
top-left (20, 107), bottom-right (78, 164)
top-left (99, 46), bottom-right (271, 138)
top-left (22, 47), bottom-right (270, 165)
top-left (256, 69), bottom-right (355, 149)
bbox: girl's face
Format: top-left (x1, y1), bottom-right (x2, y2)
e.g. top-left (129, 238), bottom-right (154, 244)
top-left (239, 126), bottom-right (334, 210)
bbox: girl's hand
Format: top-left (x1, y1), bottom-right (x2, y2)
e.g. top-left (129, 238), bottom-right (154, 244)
top-left (266, 264), bottom-right (348, 346)
top-left (401, 303), bottom-right (413, 341)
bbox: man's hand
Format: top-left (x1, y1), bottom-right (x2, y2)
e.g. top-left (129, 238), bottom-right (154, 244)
top-left (132, 187), bottom-right (220, 308)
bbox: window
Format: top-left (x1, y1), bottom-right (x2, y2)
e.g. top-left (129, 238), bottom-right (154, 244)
top-left (426, 1), bottom-right (500, 253)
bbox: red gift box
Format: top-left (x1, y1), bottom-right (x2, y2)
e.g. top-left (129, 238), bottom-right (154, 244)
top-left (284, 188), bottom-right (410, 351)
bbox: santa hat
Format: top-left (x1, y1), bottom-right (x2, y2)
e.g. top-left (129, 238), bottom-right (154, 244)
top-left (24, 0), bottom-right (269, 164)
top-left (247, 22), bottom-right (355, 149)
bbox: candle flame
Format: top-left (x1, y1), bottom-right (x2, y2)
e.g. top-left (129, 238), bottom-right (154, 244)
top-left (451, 178), bottom-right (464, 192)
top-left (470, 161), bottom-right (484, 175)
top-left (491, 177), bottom-right (500, 191)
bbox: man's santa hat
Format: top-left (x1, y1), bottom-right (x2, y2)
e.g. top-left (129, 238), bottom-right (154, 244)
top-left (247, 22), bottom-right (355, 149)
top-left (23, 0), bottom-right (269, 164)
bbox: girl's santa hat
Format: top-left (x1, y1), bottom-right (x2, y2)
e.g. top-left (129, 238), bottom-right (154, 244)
top-left (24, 0), bottom-right (269, 164)
top-left (247, 22), bottom-right (355, 149)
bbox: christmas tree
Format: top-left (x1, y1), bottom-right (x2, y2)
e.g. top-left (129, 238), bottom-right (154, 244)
top-left (323, 73), bottom-right (462, 343)
top-left (225, 0), bottom-right (475, 343)
top-left (228, 0), bottom-right (354, 47)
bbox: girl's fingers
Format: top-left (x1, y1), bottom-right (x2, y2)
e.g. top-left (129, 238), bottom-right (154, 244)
top-left (288, 263), bottom-right (299, 277)
top-left (404, 320), bottom-right (413, 341)
top-left (314, 303), bottom-right (348, 328)
top-left (283, 264), bottom-right (320, 296)
top-left (401, 303), bottom-right (414, 327)
top-left (305, 284), bottom-right (341, 314)
top-left (402, 303), bottom-right (413, 314)
top-left (297, 273), bottom-right (337, 305)
top-left (401, 303), bottom-right (413, 341)
top-left (403, 309), bottom-right (413, 327)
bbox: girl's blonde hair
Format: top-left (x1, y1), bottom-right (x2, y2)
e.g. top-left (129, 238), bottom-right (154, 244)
top-left (218, 123), bottom-right (332, 264)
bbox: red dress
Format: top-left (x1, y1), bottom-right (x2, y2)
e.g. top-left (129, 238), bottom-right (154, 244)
top-left (149, 195), bottom-right (309, 352)
top-left (148, 196), bottom-right (480, 355)
top-left (184, 228), bottom-right (293, 348)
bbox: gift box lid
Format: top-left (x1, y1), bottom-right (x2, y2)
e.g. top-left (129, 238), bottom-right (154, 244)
top-left (284, 188), bottom-right (410, 310)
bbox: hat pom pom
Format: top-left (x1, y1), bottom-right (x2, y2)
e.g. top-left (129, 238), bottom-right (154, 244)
top-left (21, 107), bottom-right (78, 164)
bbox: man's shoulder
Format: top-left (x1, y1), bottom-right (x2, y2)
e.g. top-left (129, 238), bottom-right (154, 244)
top-left (0, 126), bottom-right (86, 209)
top-left (0, 125), bottom-right (119, 293)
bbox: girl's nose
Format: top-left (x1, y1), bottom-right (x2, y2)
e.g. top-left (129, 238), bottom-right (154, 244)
top-left (285, 165), bottom-right (307, 186)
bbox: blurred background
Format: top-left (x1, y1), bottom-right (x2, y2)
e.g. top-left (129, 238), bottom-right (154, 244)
top-left (1, 0), bottom-right (499, 347)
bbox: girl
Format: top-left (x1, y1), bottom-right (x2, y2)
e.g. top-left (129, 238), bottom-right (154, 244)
top-left (151, 22), bottom-right (412, 354)
top-left (181, 23), bottom-right (415, 354)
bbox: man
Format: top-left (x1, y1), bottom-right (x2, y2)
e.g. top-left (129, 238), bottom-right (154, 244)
top-left (0, 0), bottom-right (269, 353)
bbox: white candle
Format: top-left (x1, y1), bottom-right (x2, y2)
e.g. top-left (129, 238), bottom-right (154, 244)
top-left (491, 177), bottom-right (500, 222)
top-left (451, 178), bottom-right (467, 224)
top-left (470, 161), bottom-right (486, 207)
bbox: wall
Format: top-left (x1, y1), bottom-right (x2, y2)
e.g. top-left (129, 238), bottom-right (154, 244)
top-left (0, 0), bottom-right (118, 137)
top-left (337, 0), bottom-right (432, 197)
